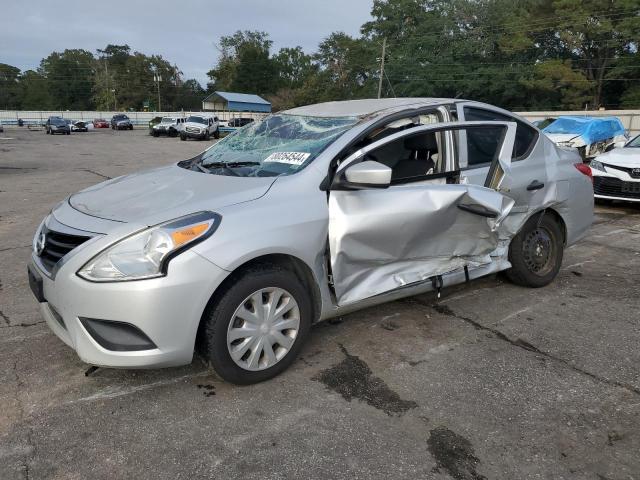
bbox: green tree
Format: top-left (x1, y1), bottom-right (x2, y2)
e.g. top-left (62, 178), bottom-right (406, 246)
top-left (18, 70), bottom-right (53, 109)
top-left (522, 0), bottom-right (640, 107)
top-left (207, 31), bottom-right (279, 95)
top-left (0, 63), bottom-right (21, 109)
top-left (40, 49), bottom-right (96, 110)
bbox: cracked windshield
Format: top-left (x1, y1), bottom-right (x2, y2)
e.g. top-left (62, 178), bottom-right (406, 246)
top-left (196, 114), bottom-right (358, 176)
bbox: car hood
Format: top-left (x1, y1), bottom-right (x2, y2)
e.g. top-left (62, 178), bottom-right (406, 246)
top-left (69, 164), bottom-right (276, 223)
top-left (545, 133), bottom-right (585, 146)
top-left (598, 148), bottom-right (640, 167)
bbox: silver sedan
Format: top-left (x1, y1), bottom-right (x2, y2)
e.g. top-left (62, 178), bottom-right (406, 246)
top-left (29, 98), bottom-right (594, 384)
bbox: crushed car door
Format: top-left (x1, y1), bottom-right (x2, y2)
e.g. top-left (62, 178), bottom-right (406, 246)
top-left (328, 121), bottom-right (517, 306)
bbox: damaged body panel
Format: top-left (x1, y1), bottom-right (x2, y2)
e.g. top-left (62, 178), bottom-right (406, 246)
top-left (329, 184), bottom-right (514, 304)
top-left (328, 121), bottom-right (517, 305)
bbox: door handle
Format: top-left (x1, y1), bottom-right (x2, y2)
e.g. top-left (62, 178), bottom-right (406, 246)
top-left (457, 203), bottom-right (498, 218)
top-left (527, 180), bottom-right (545, 191)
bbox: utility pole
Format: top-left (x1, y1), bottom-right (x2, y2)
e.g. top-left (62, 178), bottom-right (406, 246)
top-left (154, 73), bottom-right (162, 112)
top-left (104, 60), bottom-right (110, 111)
top-left (377, 38), bottom-right (387, 99)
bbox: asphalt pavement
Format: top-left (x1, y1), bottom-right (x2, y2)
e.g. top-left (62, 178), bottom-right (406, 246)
top-left (1, 127), bottom-right (639, 479)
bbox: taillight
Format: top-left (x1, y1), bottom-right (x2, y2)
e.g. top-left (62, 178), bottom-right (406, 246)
top-left (574, 163), bottom-right (593, 183)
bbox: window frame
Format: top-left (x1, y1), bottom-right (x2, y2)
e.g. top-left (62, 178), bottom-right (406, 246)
top-left (459, 105), bottom-right (539, 166)
top-left (324, 106), bottom-right (454, 189)
top-left (331, 121), bottom-right (515, 191)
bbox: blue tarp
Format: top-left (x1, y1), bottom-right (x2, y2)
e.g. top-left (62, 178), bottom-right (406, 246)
top-left (543, 116), bottom-right (625, 144)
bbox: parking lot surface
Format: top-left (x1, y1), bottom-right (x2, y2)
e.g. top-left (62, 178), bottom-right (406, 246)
top-left (1, 127), bottom-right (639, 479)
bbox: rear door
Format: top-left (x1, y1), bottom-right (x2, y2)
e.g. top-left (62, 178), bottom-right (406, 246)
top-left (328, 121), bottom-right (517, 306)
top-left (455, 103), bottom-right (547, 214)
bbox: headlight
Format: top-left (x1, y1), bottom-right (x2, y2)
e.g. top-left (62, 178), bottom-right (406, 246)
top-left (589, 160), bottom-right (605, 172)
top-left (33, 216), bottom-right (48, 255)
top-left (78, 212), bottom-right (220, 282)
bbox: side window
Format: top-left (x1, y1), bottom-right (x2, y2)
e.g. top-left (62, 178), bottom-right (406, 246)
top-left (463, 107), bottom-right (538, 162)
top-left (364, 131), bottom-right (447, 184)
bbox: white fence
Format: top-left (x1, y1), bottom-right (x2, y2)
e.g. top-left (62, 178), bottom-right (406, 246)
top-left (0, 110), bottom-right (269, 127)
top-left (517, 109), bottom-right (640, 135)
top-left (2, 109), bottom-right (639, 135)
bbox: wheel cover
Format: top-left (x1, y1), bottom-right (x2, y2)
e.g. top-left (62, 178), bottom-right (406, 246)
top-left (226, 287), bottom-right (300, 371)
top-left (522, 227), bottom-right (555, 276)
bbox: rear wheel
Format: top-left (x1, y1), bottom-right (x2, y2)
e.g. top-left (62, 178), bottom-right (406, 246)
top-left (506, 213), bottom-right (564, 288)
top-left (201, 266), bottom-right (312, 384)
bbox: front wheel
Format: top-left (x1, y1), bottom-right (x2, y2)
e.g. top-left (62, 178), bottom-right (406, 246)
top-left (201, 266), bottom-right (312, 384)
top-left (180, 133), bottom-right (187, 141)
top-left (213, 128), bottom-right (220, 139)
top-left (506, 213), bottom-right (564, 288)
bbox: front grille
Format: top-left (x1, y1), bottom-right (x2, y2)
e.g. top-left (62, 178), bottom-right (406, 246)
top-left (604, 163), bottom-right (640, 179)
top-left (39, 227), bottom-right (91, 272)
top-left (593, 176), bottom-right (640, 199)
top-left (186, 126), bottom-right (201, 134)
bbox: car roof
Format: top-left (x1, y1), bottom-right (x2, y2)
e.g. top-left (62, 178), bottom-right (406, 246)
top-left (555, 115), bottom-right (622, 124)
top-left (283, 98), bottom-right (455, 118)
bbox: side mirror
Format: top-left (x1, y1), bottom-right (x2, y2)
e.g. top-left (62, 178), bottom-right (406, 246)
top-left (343, 160), bottom-right (392, 189)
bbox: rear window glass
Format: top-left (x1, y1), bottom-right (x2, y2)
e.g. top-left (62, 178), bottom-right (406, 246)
top-left (464, 107), bottom-right (538, 161)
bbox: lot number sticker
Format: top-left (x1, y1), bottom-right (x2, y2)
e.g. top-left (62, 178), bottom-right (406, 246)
top-left (264, 152), bottom-right (311, 165)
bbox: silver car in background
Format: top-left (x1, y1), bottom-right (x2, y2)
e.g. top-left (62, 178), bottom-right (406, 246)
top-left (28, 98), bottom-right (593, 384)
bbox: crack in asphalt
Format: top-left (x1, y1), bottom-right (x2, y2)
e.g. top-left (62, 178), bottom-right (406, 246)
top-left (0, 309), bottom-right (10, 325)
top-left (411, 299), bottom-right (640, 397)
top-left (0, 320), bottom-right (45, 329)
top-left (579, 240), bottom-right (640, 255)
top-left (0, 244), bottom-right (31, 252)
top-left (80, 168), bottom-right (111, 180)
top-left (12, 360), bottom-right (34, 480)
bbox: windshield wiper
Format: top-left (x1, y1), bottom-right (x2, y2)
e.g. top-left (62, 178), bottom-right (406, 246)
top-left (204, 161), bottom-right (260, 168)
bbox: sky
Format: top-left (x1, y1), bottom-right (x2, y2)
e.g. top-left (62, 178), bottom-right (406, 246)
top-left (0, 0), bottom-right (373, 86)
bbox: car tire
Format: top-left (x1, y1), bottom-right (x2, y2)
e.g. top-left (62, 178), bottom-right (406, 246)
top-left (129, 125), bottom-right (133, 130)
top-left (180, 134), bottom-right (187, 141)
top-left (152, 131), bottom-right (159, 137)
top-left (205, 131), bottom-right (210, 141)
top-left (46, 129), bottom-right (50, 134)
top-left (214, 128), bottom-right (220, 139)
top-left (505, 213), bottom-right (564, 288)
top-left (201, 265), bottom-right (312, 385)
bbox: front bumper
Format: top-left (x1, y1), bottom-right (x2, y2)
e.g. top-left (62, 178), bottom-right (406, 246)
top-left (184, 130), bottom-right (207, 139)
top-left (29, 237), bottom-right (230, 368)
top-left (592, 169), bottom-right (640, 202)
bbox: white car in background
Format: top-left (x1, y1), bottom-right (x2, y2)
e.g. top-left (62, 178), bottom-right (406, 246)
top-left (591, 134), bottom-right (640, 202)
top-left (181, 115), bottom-right (219, 141)
top-left (151, 116), bottom-right (186, 137)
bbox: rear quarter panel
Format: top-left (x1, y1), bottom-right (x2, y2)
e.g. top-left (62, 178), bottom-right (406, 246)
top-left (545, 139), bottom-right (594, 245)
